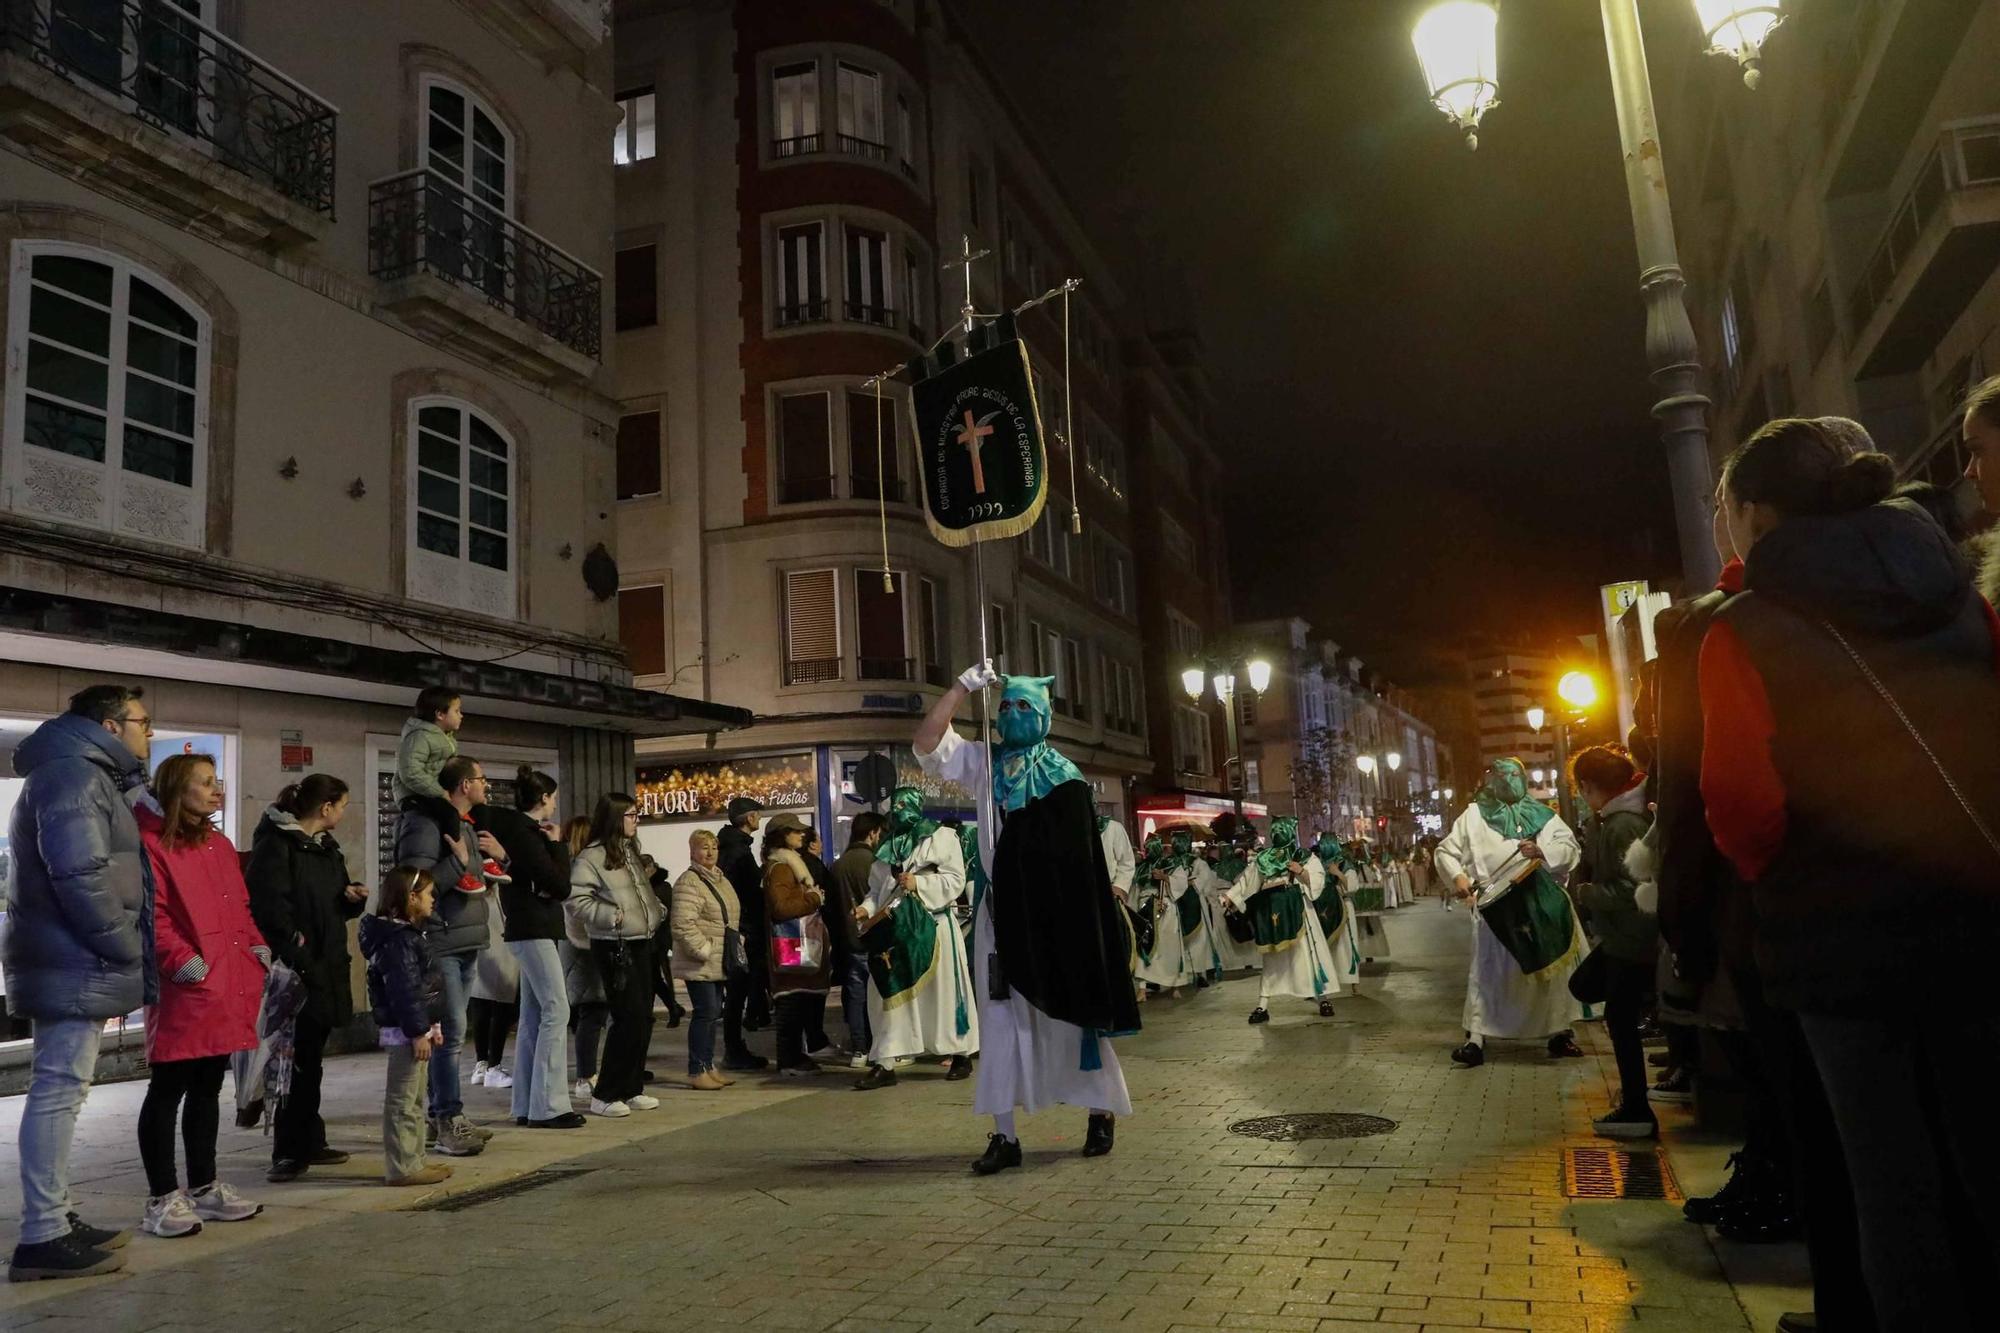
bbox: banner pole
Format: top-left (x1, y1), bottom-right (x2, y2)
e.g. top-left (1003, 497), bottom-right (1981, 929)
top-left (972, 536), bottom-right (998, 850)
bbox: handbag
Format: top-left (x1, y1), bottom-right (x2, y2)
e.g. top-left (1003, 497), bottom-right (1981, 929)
top-left (771, 912), bottom-right (829, 974)
top-left (698, 873), bottom-right (749, 977)
top-left (1818, 617), bottom-right (2000, 864)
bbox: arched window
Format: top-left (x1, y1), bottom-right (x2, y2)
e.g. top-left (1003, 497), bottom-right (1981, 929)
top-left (422, 76), bottom-right (512, 215)
top-left (2, 242), bottom-right (210, 549)
top-left (407, 397), bottom-right (516, 618)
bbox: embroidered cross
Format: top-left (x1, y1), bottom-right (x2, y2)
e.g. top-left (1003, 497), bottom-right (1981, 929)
top-left (956, 409), bottom-right (997, 493)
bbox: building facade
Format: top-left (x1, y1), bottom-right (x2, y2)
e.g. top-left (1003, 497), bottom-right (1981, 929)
top-left (0, 0), bottom-right (745, 1055)
top-left (609, 0), bottom-right (1229, 870)
top-left (1651, 0), bottom-right (1999, 497)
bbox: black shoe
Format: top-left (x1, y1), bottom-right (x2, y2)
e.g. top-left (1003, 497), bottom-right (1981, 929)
top-left (8, 1233), bottom-right (126, 1282)
top-left (641, 1070), bottom-right (657, 1084)
top-left (516, 1116), bottom-right (528, 1126)
top-left (1317, 999), bottom-right (1335, 1017)
top-left (1714, 1192), bottom-right (1802, 1244)
top-left (721, 1051), bottom-right (769, 1072)
top-left (306, 1146), bottom-right (350, 1165)
top-left (1684, 1152), bottom-right (1767, 1226)
top-left (266, 1158), bottom-right (307, 1183)
top-left (972, 1133), bottom-right (1022, 1176)
top-left (528, 1112), bottom-right (589, 1129)
top-left (853, 1064), bottom-right (898, 1091)
top-left (1775, 1314), bottom-right (1816, 1333)
top-left (1547, 1033), bottom-right (1584, 1059)
top-left (1592, 1105), bottom-right (1659, 1140)
top-left (63, 1214), bottom-right (129, 1252)
top-left (1248, 1007), bottom-right (1269, 1025)
top-left (1451, 1041), bottom-right (1485, 1067)
top-left (1082, 1113), bottom-right (1115, 1158)
top-left (1195, 976), bottom-right (1210, 989)
top-left (945, 1055), bottom-right (973, 1081)
top-left (1650, 1067), bottom-right (1695, 1105)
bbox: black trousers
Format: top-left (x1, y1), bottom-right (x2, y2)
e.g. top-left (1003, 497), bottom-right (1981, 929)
top-left (591, 937), bottom-right (656, 1103)
top-left (272, 1008), bottom-right (330, 1164)
top-left (467, 996), bottom-right (515, 1067)
top-left (743, 927), bottom-right (771, 1028)
top-left (1603, 956), bottom-right (1655, 1110)
top-left (571, 1001), bottom-right (610, 1082)
top-left (1733, 964), bottom-right (1877, 1333)
top-left (723, 972), bottom-right (754, 1057)
top-left (651, 921), bottom-right (685, 1017)
top-left (773, 993), bottom-right (819, 1068)
top-left (137, 1054), bottom-right (228, 1197)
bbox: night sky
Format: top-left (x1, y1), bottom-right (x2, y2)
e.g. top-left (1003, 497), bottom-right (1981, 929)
top-left (955, 0), bottom-right (1698, 678)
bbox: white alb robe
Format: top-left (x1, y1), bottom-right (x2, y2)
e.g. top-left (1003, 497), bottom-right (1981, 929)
top-left (1433, 805), bottom-right (1584, 1040)
top-left (917, 727), bottom-right (1131, 1117)
top-left (1320, 866), bottom-right (1362, 988)
top-left (1133, 865), bottom-right (1195, 988)
top-left (859, 826), bottom-right (979, 1062)
top-left (1099, 820), bottom-right (1136, 902)
top-left (1197, 859), bottom-right (1260, 972)
top-left (1225, 856), bottom-right (1340, 1002)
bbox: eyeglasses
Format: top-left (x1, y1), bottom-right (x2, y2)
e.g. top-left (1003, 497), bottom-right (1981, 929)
top-left (114, 714), bottom-right (155, 736)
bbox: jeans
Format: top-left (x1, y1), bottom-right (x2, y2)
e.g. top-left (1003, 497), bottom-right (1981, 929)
top-left (426, 951), bottom-right (477, 1121)
top-left (383, 1043), bottom-right (429, 1181)
top-left (272, 1008), bottom-right (330, 1165)
top-left (467, 997), bottom-right (513, 1067)
top-left (1602, 955), bottom-right (1655, 1112)
top-left (137, 1054), bottom-right (227, 1197)
top-left (591, 937), bottom-right (655, 1103)
top-left (508, 940), bottom-right (570, 1122)
top-left (839, 952), bottom-right (872, 1053)
top-left (1801, 1011), bottom-right (1998, 1332)
top-left (685, 980), bottom-right (723, 1076)
top-left (17, 1017), bottom-right (101, 1245)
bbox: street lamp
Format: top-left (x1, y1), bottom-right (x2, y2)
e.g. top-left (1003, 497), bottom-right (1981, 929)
top-left (1246, 658), bottom-right (1273, 695)
top-left (1525, 705), bottom-right (1546, 734)
top-left (1180, 667), bottom-right (1205, 701)
top-left (1183, 656), bottom-right (1272, 817)
top-left (1558, 670), bottom-right (1600, 710)
top-left (1355, 754), bottom-right (1376, 775)
top-left (1410, 0), bottom-right (1785, 592)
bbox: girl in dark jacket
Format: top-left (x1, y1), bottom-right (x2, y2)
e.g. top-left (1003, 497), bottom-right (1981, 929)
top-left (360, 867), bottom-right (448, 1186)
top-left (243, 775), bottom-right (366, 1183)
top-left (474, 768), bottom-right (584, 1129)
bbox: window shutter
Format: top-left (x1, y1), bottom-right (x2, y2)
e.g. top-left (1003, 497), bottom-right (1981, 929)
top-left (784, 569), bottom-right (839, 662)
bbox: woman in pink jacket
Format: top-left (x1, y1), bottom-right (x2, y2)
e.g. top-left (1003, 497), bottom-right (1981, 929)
top-left (134, 753), bottom-right (270, 1239)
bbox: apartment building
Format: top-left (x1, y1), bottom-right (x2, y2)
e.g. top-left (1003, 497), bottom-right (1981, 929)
top-left (609, 0), bottom-right (1227, 867)
top-left (1651, 0), bottom-right (1999, 495)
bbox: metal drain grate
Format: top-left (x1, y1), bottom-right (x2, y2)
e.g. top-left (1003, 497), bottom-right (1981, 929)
top-left (410, 1167), bottom-right (594, 1212)
top-left (1227, 1113), bottom-right (1397, 1142)
top-left (1562, 1148), bottom-right (1682, 1201)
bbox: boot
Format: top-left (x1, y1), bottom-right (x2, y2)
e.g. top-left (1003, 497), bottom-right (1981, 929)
top-left (1547, 1032), bottom-right (1584, 1059)
top-left (1082, 1113), bottom-right (1115, 1158)
top-left (972, 1133), bottom-right (1022, 1176)
top-left (1683, 1151), bottom-right (1763, 1226)
top-left (1714, 1183), bottom-right (1802, 1243)
top-left (945, 1055), bottom-right (973, 1081)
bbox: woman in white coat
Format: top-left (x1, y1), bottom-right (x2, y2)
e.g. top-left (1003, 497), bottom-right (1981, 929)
top-left (1432, 759), bottom-right (1586, 1067)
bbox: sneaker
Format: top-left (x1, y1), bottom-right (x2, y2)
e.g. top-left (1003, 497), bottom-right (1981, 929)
top-left (431, 1119), bottom-right (485, 1157)
top-left (386, 1164), bottom-right (453, 1187)
top-left (1593, 1106), bottom-right (1659, 1140)
top-left (64, 1213), bottom-right (130, 1252)
top-left (305, 1147), bottom-right (350, 1165)
top-left (471, 1060), bottom-right (489, 1083)
top-left (847, 1051), bottom-right (870, 1069)
top-left (590, 1098), bottom-right (631, 1118)
top-left (8, 1232), bottom-right (127, 1281)
top-left (140, 1190), bottom-right (203, 1239)
top-left (482, 1067), bottom-right (514, 1090)
top-left (626, 1093), bottom-right (661, 1109)
top-left (572, 1078), bottom-right (594, 1101)
top-left (450, 1113), bottom-right (495, 1144)
top-left (1775, 1314), bottom-right (1817, 1333)
top-left (526, 1112), bottom-right (589, 1129)
top-left (189, 1181), bottom-right (262, 1223)
top-left (425, 1117), bottom-right (437, 1147)
top-left (266, 1158), bottom-right (307, 1183)
top-left (1650, 1067), bottom-right (1694, 1105)
top-left (1714, 1190), bottom-right (1802, 1244)
top-left (806, 1042), bottom-right (836, 1060)
top-left (482, 859), bottom-right (512, 883)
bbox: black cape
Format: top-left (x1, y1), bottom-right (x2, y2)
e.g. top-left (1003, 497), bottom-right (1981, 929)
top-left (989, 778), bottom-right (1141, 1034)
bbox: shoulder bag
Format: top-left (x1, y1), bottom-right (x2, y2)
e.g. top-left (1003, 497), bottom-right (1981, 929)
top-left (697, 871), bottom-right (749, 977)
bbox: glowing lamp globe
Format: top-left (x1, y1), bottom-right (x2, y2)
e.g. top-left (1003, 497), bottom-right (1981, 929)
top-left (1356, 754), bottom-right (1377, 775)
top-left (1525, 706), bottom-right (1546, 733)
top-left (1212, 673), bottom-right (1236, 701)
top-left (1181, 667), bottom-right (1206, 701)
top-left (1412, 1), bottom-right (1500, 150)
top-left (1557, 671), bottom-right (1600, 710)
top-left (1386, 751), bottom-right (1403, 771)
top-left (1694, 1), bottom-right (1784, 87)
top-left (1247, 658), bottom-right (1273, 695)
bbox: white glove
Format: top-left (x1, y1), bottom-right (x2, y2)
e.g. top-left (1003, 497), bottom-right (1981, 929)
top-left (957, 660), bottom-right (998, 692)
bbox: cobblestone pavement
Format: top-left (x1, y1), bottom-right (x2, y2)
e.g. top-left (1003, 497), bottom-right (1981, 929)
top-left (1, 905), bottom-right (1799, 1332)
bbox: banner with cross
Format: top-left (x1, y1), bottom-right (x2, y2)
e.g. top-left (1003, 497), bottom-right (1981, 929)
top-left (906, 332), bottom-right (1049, 547)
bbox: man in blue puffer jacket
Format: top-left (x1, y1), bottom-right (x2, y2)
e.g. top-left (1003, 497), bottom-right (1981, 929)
top-left (3, 684), bottom-right (158, 1281)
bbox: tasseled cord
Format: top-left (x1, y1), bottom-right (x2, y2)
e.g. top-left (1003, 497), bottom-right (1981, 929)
top-left (1064, 286), bottom-right (1081, 536)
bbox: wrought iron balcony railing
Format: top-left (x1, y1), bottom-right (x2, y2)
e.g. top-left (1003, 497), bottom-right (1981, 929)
top-left (368, 167), bottom-right (602, 360)
top-left (836, 132), bottom-right (889, 162)
top-left (844, 300), bottom-right (898, 327)
top-left (0, 0), bottom-right (337, 215)
top-left (783, 656), bottom-right (841, 686)
top-left (772, 133), bottom-right (821, 158)
top-left (775, 298), bottom-right (830, 328)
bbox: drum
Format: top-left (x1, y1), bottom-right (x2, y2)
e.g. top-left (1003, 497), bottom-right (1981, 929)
top-left (1475, 867), bottom-right (1577, 977)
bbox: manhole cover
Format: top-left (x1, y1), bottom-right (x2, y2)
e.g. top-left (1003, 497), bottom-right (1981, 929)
top-left (409, 1167), bottom-right (594, 1212)
top-left (1562, 1148), bottom-right (1681, 1201)
top-left (1226, 1113), bottom-right (1397, 1142)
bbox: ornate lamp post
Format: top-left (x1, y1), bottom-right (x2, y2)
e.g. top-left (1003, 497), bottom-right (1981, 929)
top-left (1411, 0), bottom-right (1785, 592)
top-left (1183, 657), bottom-right (1273, 818)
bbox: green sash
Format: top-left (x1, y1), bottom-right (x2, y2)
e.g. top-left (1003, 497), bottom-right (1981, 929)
top-left (1246, 880), bottom-right (1306, 951)
top-left (862, 895), bottom-right (939, 1005)
top-left (1478, 866), bottom-right (1578, 977)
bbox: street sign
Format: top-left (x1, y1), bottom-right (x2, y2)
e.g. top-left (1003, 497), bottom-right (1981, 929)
top-left (908, 335), bottom-right (1048, 547)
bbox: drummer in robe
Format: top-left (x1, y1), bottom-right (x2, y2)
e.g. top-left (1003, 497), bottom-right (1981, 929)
top-left (915, 664), bottom-right (1139, 1174)
top-left (1197, 833), bottom-right (1260, 975)
top-left (1165, 830), bottom-right (1214, 989)
top-left (852, 786), bottom-right (979, 1090)
top-left (1126, 834), bottom-right (1165, 1002)
top-left (1433, 758), bottom-right (1586, 1067)
top-left (1132, 833), bottom-right (1195, 997)
top-left (1224, 816), bottom-right (1340, 1024)
top-left (1312, 832), bottom-right (1363, 991)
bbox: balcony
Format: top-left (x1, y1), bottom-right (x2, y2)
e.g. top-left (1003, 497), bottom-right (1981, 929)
top-left (774, 473), bottom-right (909, 506)
top-left (774, 297), bottom-right (830, 329)
top-left (835, 133), bottom-right (888, 163)
top-left (368, 167), bottom-right (602, 382)
top-left (0, 0), bottom-right (335, 248)
top-left (783, 656), bottom-right (841, 686)
top-left (844, 299), bottom-right (898, 328)
top-left (1824, 0), bottom-right (1982, 199)
top-left (857, 655), bottom-right (914, 682)
top-left (772, 133), bottom-right (821, 159)
top-left (1846, 120), bottom-right (2000, 378)
top-left (475, 0), bottom-right (605, 75)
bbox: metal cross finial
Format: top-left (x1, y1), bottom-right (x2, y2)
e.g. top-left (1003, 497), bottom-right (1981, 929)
top-left (943, 233), bottom-right (990, 336)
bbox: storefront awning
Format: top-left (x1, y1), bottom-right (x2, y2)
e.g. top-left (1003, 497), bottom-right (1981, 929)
top-left (0, 586), bottom-right (751, 738)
